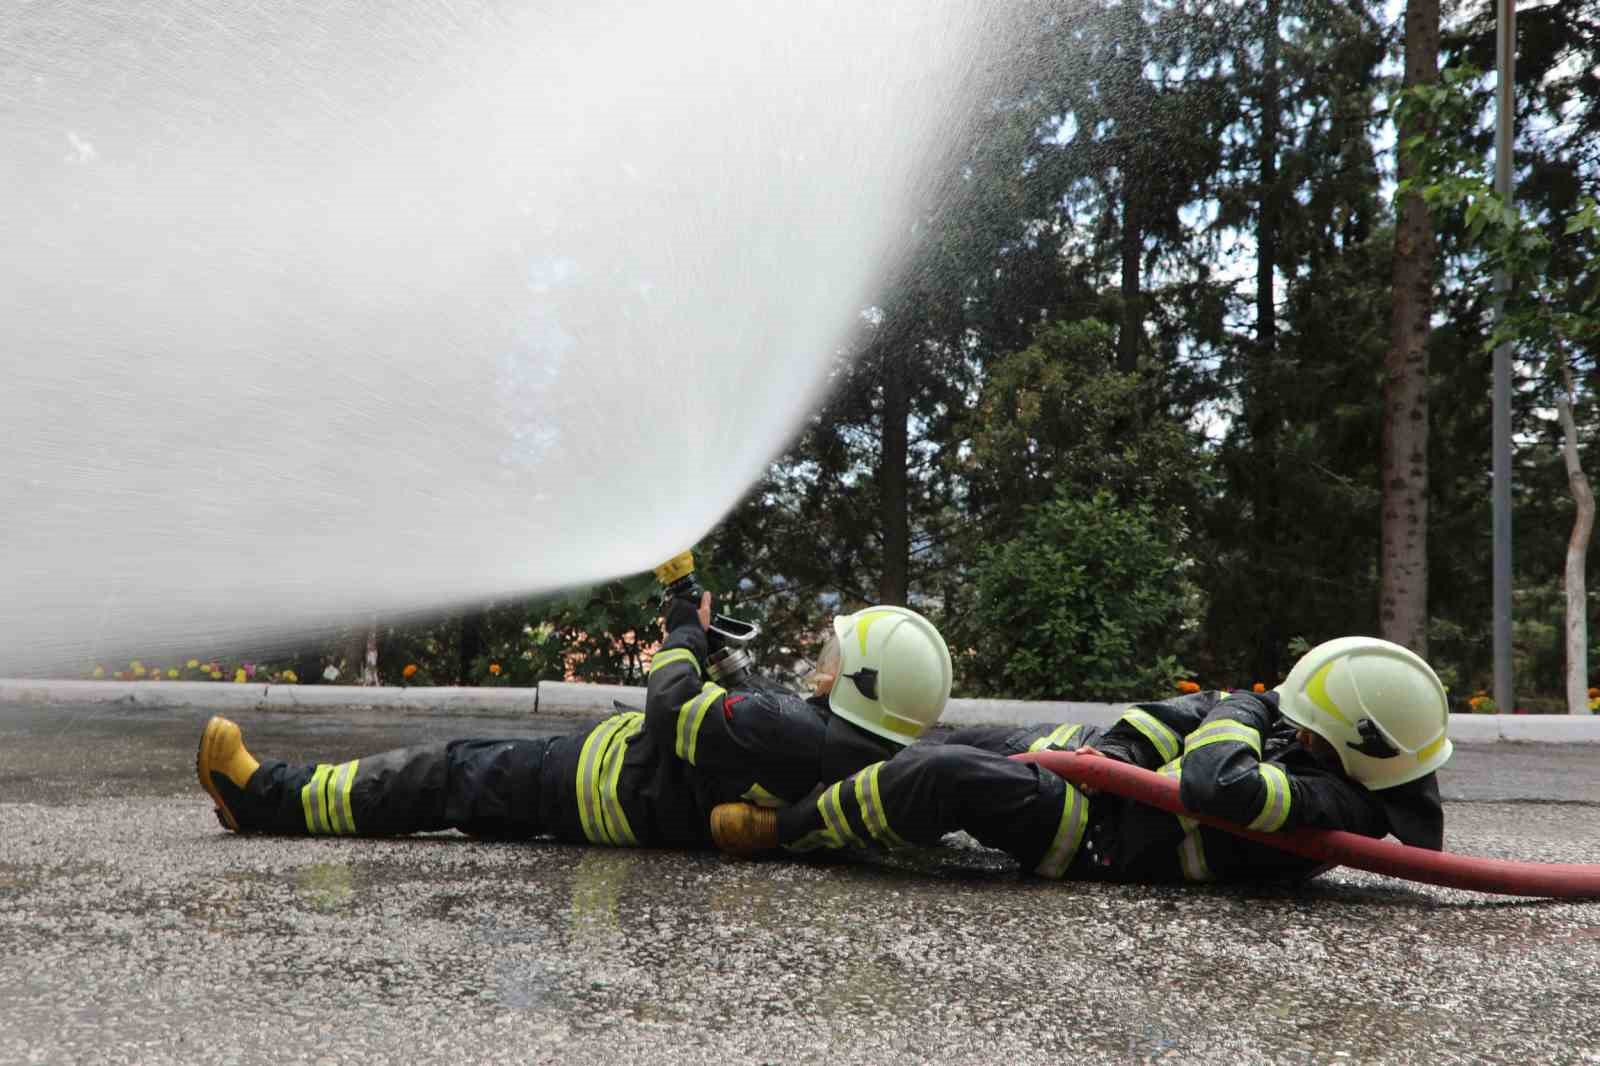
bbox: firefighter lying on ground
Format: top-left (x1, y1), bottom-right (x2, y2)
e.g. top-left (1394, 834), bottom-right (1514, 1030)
top-left (195, 595), bottom-right (954, 848)
top-left (709, 637), bottom-right (1451, 885)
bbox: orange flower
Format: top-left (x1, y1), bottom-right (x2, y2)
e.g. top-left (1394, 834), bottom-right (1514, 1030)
top-left (1252, 682), bottom-right (1265, 693)
top-left (1589, 687), bottom-right (1599, 699)
top-left (402, 663), bottom-right (418, 680)
top-left (1177, 680), bottom-right (1200, 694)
top-left (489, 663), bottom-right (502, 676)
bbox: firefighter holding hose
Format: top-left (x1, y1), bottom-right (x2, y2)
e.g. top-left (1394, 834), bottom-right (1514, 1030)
top-left (196, 552), bottom-right (956, 851)
top-left (710, 637), bottom-right (1451, 885)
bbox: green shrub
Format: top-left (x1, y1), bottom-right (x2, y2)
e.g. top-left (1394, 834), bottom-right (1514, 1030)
top-left (969, 487), bottom-right (1196, 700)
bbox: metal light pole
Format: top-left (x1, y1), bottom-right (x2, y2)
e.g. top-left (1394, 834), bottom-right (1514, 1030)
top-left (1491, 0), bottom-right (1515, 715)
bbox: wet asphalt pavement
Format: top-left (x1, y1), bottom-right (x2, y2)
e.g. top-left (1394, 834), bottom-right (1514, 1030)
top-left (3, 702), bottom-right (1600, 1066)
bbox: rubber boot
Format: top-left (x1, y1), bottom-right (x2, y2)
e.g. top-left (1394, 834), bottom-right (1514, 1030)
top-left (709, 802), bottom-right (779, 858)
top-left (196, 715), bottom-right (262, 832)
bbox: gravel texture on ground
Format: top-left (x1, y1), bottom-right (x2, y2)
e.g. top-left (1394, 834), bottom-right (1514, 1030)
top-left (3, 703), bottom-right (1598, 1065)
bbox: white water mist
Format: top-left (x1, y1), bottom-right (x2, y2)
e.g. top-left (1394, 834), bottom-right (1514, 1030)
top-left (1, 0), bottom-right (1016, 674)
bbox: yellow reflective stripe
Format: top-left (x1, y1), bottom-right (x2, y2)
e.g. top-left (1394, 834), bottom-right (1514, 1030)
top-left (675, 683), bottom-right (725, 765)
top-left (1161, 755), bottom-right (1210, 877)
top-left (300, 764), bottom-right (329, 834)
top-left (1178, 827), bottom-right (1212, 881)
top-left (852, 609), bottom-right (897, 656)
top-left (818, 782), bottom-right (863, 847)
top-left (1306, 662), bottom-right (1353, 726)
top-left (319, 760), bottom-right (358, 834)
top-left (1417, 734), bottom-right (1446, 764)
top-left (303, 764), bottom-right (342, 835)
top-left (324, 763), bottom-right (344, 834)
top-left (1249, 763), bottom-right (1292, 832)
top-left (649, 648), bottom-right (701, 677)
top-left (853, 763), bottom-right (906, 848)
top-left (866, 764), bottom-right (907, 847)
top-left (1033, 781), bottom-right (1088, 879)
top-left (1122, 709), bottom-right (1180, 763)
top-left (786, 826), bottom-right (844, 853)
top-left (1028, 723), bottom-right (1083, 752)
top-left (741, 782), bottom-right (785, 808)
top-left (576, 715), bottom-right (627, 844)
top-left (575, 713), bottom-right (644, 846)
top-left (1157, 759), bottom-right (1197, 832)
top-left (1185, 719), bottom-right (1262, 756)
top-left (598, 715), bottom-right (642, 846)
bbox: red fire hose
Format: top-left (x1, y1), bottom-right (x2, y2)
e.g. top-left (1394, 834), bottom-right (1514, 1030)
top-left (1014, 748), bottom-right (1600, 899)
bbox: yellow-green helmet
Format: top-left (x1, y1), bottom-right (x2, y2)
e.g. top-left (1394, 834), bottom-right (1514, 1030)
top-left (826, 605), bottom-right (952, 745)
top-left (1276, 636), bottom-right (1452, 790)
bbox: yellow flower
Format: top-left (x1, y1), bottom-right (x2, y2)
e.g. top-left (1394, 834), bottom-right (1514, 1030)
top-left (489, 663), bottom-right (502, 677)
top-left (210, 670), bottom-right (222, 680)
top-left (282, 670), bottom-right (298, 684)
top-left (402, 663), bottom-right (419, 680)
top-left (167, 668), bottom-right (179, 679)
top-left (92, 665), bottom-right (105, 679)
top-left (187, 659), bottom-right (200, 669)
top-left (130, 661), bottom-right (146, 678)
top-left (233, 668), bottom-right (247, 683)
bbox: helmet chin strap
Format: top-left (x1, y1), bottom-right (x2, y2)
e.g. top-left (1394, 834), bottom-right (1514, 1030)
top-left (842, 668), bottom-right (879, 700)
top-left (1345, 718), bottom-right (1401, 759)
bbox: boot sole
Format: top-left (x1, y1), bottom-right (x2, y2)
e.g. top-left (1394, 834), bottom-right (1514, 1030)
top-left (196, 715), bottom-right (241, 831)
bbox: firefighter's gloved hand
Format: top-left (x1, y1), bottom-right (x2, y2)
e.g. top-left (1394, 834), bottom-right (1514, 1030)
top-left (665, 595), bottom-right (707, 634)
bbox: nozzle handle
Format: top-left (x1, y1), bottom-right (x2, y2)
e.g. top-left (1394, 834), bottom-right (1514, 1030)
top-left (654, 551), bottom-right (696, 588)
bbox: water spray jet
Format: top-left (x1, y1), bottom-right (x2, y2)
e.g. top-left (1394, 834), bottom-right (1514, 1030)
top-left (1, 0), bottom-right (1025, 674)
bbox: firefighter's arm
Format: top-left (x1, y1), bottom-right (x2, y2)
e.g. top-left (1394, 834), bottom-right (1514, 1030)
top-left (1175, 692), bottom-right (1389, 837)
top-left (643, 596), bottom-right (717, 758)
top-left (1094, 692), bottom-right (1223, 770)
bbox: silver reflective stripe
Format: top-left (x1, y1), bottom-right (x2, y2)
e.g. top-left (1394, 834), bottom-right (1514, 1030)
top-left (597, 715), bottom-right (642, 845)
top-left (1248, 763), bottom-right (1292, 832)
top-left (326, 760), bottom-right (359, 834)
top-left (1178, 827), bottom-right (1212, 881)
top-left (853, 763), bottom-right (906, 848)
top-left (1028, 722), bottom-right (1083, 752)
top-left (1185, 718), bottom-right (1262, 756)
top-left (1033, 781), bottom-right (1088, 879)
top-left (576, 715), bottom-right (629, 844)
top-left (1122, 709), bottom-right (1180, 763)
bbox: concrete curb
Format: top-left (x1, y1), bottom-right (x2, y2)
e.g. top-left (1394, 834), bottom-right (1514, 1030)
top-left (2, 678), bottom-right (1596, 741)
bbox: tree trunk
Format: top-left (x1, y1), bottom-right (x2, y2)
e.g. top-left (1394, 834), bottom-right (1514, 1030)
top-left (1119, 186), bottom-right (1142, 375)
top-left (1253, 0), bottom-right (1283, 680)
top-left (878, 353), bottom-right (910, 606)
top-left (1555, 357), bottom-right (1594, 715)
top-left (458, 607), bottom-right (486, 686)
top-left (1380, 0), bottom-right (1439, 656)
top-left (361, 616), bottom-right (381, 686)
